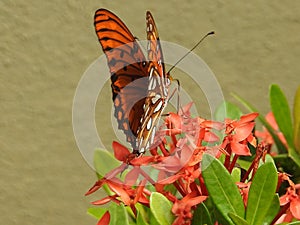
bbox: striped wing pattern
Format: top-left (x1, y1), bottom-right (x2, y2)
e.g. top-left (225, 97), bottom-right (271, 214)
top-left (94, 9), bottom-right (170, 154)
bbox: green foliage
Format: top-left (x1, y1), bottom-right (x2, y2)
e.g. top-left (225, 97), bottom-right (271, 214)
top-left (150, 192), bottom-right (175, 225)
top-left (87, 84), bottom-right (300, 225)
top-left (192, 203), bottom-right (213, 225)
top-left (232, 92), bottom-right (288, 153)
top-left (270, 84), bottom-right (294, 148)
top-left (228, 213), bottom-right (249, 225)
top-left (94, 149), bottom-right (121, 178)
top-left (245, 162), bottom-right (278, 225)
top-left (294, 85), bottom-right (300, 152)
top-left (108, 203), bottom-right (129, 225)
top-left (233, 84), bottom-right (300, 181)
top-left (231, 167), bottom-right (241, 183)
top-left (202, 154), bottom-right (245, 224)
top-left (214, 101), bottom-right (243, 121)
top-left (87, 207), bottom-right (107, 219)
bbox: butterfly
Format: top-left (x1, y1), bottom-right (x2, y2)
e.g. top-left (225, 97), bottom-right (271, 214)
top-left (94, 9), bottom-right (171, 155)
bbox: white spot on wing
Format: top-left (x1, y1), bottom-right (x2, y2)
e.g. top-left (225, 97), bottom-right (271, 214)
top-left (157, 76), bottom-right (161, 86)
top-left (150, 126), bottom-right (156, 144)
top-left (149, 77), bottom-right (156, 90)
top-left (151, 94), bottom-right (161, 104)
top-left (166, 78), bottom-right (170, 86)
top-left (154, 100), bottom-right (163, 113)
top-left (163, 86), bottom-right (168, 97)
top-left (146, 117), bottom-right (152, 130)
top-left (146, 141), bottom-right (150, 150)
top-left (149, 67), bottom-right (154, 79)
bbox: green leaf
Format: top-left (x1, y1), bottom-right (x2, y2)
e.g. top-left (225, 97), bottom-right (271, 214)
top-left (288, 147), bottom-right (300, 168)
top-left (264, 154), bottom-right (276, 165)
top-left (232, 93), bottom-right (288, 153)
top-left (228, 213), bottom-right (249, 225)
top-left (236, 159), bottom-right (251, 171)
top-left (136, 203), bottom-right (149, 225)
top-left (245, 162), bottom-right (278, 225)
top-left (231, 167), bottom-right (241, 183)
top-left (262, 194), bottom-right (280, 225)
top-left (202, 154), bottom-right (245, 224)
top-left (87, 207), bottom-right (107, 219)
top-left (192, 203), bottom-right (213, 225)
top-left (137, 210), bottom-right (149, 225)
top-left (109, 203), bottom-right (129, 225)
top-left (214, 101), bottom-right (243, 121)
top-left (286, 222), bottom-right (300, 225)
top-left (270, 84), bottom-right (294, 148)
top-left (149, 212), bottom-right (160, 225)
top-left (150, 192), bottom-right (175, 225)
top-left (94, 149), bottom-right (121, 177)
top-left (293, 85), bottom-right (300, 153)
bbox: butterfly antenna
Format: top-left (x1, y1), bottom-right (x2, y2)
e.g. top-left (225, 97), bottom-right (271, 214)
top-left (167, 31), bottom-right (215, 74)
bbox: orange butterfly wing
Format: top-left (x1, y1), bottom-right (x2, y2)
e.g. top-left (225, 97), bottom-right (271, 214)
top-left (94, 9), bottom-right (170, 154)
top-left (134, 12), bottom-right (170, 153)
top-left (94, 9), bottom-right (149, 150)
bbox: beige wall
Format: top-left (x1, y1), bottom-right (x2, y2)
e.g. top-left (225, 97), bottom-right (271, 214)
top-left (1, 1), bottom-right (299, 224)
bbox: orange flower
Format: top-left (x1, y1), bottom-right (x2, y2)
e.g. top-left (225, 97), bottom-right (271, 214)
top-left (221, 113), bottom-right (258, 156)
top-left (278, 184), bottom-right (300, 222)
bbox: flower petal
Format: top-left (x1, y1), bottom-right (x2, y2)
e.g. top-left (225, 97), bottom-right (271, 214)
top-left (234, 122), bottom-right (255, 141)
top-left (112, 141), bottom-right (131, 162)
top-left (231, 142), bottom-right (251, 156)
top-left (290, 197), bottom-right (300, 219)
top-left (239, 112), bottom-right (259, 124)
top-left (92, 196), bottom-right (115, 205)
top-left (97, 211), bottom-right (110, 225)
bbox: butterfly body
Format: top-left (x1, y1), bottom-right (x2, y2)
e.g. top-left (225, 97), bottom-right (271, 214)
top-left (94, 9), bottom-right (170, 155)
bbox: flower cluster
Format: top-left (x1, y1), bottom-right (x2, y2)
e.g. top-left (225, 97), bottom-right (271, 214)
top-left (86, 104), bottom-right (300, 224)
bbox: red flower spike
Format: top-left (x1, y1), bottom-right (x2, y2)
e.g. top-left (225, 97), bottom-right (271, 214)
top-left (97, 211), bottom-right (110, 225)
top-left (88, 103), bottom-right (294, 225)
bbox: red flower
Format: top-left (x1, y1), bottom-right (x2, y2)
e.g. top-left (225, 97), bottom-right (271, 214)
top-left (172, 192), bottom-right (207, 225)
top-left (87, 103), bottom-right (297, 225)
top-left (221, 113), bottom-right (258, 156)
top-left (278, 183), bottom-right (300, 222)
